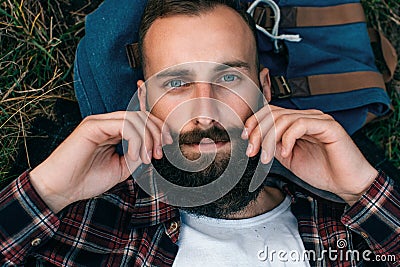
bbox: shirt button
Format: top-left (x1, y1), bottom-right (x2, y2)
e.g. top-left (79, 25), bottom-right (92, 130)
top-left (31, 238), bottom-right (42, 247)
top-left (169, 221), bottom-right (178, 232)
top-left (360, 232), bottom-right (369, 239)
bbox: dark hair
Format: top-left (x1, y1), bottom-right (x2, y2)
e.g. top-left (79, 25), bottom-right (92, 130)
top-left (138, 0), bottom-right (259, 73)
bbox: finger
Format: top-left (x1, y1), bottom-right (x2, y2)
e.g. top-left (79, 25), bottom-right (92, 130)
top-left (139, 126), bottom-right (154, 164)
top-left (243, 106), bottom-right (271, 140)
top-left (77, 118), bottom-right (126, 146)
top-left (85, 111), bottom-right (128, 121)
top-left (244, 106), bottom-right (322, 142)
top-left (136, 113), bottom-right (164, 159)
top-left (270, 106), bottom-right (324, 116)
top-left (121, 120), bottom-right (143, 162)
top-left (119, 153), bottom-right (145, 182)
top-left (124, 112), bottom-right (165, 161)
top-left (280, 119), bottom-right (309, 158)
top-left (77, 117), bottom-right (147, 168)
top-left (247, 112), bottom-right (274, 157)
top-left (145, 112), bottom-right (173, 145)
top-left (260, 126), bottom-right (276, 164)
top-left (122, 116), bottom-right (154, 164)
top-left (273, 113), bottom-right (330, 146)
top-left (270, 107), bottom-right (325, 125)
top-left (280, 117), bottom-right (337, 158)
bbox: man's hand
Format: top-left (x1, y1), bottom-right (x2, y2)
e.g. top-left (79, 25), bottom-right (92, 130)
top-left (244, 105), bottom-right (378, 206)
top-left (30, 111), bottom-right (172, 213)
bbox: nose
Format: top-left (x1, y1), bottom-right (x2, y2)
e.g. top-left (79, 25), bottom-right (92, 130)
top-left (191, 82), bottom-right (220, 128)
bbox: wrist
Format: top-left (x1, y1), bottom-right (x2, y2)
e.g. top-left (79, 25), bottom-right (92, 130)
top-left (340, 168), bottom-right (379, 206)
top-left (30, 166), bottom-right (72, 213)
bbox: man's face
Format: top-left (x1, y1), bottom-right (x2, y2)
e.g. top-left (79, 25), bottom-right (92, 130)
top-left (137, 5), bottom-right (266, 217)
top-left (139, 5), bottom-right (260, 158)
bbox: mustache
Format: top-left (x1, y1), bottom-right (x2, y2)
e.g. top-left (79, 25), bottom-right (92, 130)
top-left (177, 126), bottom-right (236, 145)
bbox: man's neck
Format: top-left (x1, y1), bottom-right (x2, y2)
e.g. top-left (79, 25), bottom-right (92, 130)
top-left (225, 186), bottom-right (285, 219)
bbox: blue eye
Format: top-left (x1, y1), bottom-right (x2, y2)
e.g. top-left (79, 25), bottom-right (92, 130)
top-left (222, 74), bottom-right (238, 82)
top-left (168, 80), bottom-right (186, 88)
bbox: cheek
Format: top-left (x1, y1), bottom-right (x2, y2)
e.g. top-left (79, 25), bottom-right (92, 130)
top-left (225, 93), bottom-right (258, 122)
top-left (149, 99), bottom-right (171, 121)
top-left (149, 97), bottom-right (190, 133)
top-left (232, 104), bottom-right (254, 123)
top-left (147, 88), bottom-right (171, 120)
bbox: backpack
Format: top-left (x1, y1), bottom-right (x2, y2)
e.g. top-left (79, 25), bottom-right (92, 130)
top-left (74, 0), bottom-right (396, 135)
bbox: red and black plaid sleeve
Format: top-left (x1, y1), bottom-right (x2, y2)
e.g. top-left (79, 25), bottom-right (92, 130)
top-left (0, 171), bottom-right (60, 265)
top-left (341, 172), bottom-right (400, 266)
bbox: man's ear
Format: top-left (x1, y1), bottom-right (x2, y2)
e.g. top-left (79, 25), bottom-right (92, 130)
top-left (259, 68), bottom-right (271, 102)
top-left (137, 80), bottom-right (147, 111)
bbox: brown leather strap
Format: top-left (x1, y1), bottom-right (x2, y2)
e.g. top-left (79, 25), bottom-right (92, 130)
top-left (126, 43), bottom-right (141, 68)
top-left (253, 3), bottom-right (366, 29)
top-left (272, 71), bottom-right (386, 98)
top-left (368, 28), bottom-right (398, 82)
top-left (307, 71), bottom-right (386, 95)
top-left (285, 3), bottom-right (366, 28)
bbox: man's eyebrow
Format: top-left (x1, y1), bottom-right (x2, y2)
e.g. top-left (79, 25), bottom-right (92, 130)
top-left (156, 69), bottom-right (191, 79)
top-left (215, 61), bottom-right (251, 72)
top-left (154, 61), bottom-right (250, 79)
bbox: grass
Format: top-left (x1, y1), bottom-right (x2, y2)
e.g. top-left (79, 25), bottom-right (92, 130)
top-left (0, 0), bottom-right (399, 184)
top-left (361, 0), bottom-right (400, 167)
top-left (0, 0), bottom-right (101, 182)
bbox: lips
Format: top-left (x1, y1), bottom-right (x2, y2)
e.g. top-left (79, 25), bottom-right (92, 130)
top-left (177, 126), bottom-right (231, 153)
top-left (183, 139), bottom-right (229, 154)
top-left (183, 138), bottom-right (228, 145)
top-left (200, 138), bottom-right (213, 144)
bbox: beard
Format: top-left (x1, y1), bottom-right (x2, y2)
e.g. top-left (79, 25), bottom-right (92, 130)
top-left (151, 126), bottom-right (263, 219)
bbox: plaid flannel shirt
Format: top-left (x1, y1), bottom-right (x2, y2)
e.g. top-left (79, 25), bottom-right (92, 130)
top-left (0, 169), bottom-right (398, 267)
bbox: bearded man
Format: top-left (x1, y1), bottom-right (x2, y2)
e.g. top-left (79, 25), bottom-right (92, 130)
top-left (0, 1), bottom-right (398, 266)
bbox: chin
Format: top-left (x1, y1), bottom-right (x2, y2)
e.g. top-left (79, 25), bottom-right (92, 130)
top-left (152, 141), bottom-right (263, 219)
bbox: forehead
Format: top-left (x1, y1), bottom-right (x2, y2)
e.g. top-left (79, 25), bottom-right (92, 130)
top-left (143, 5), bottom-right (256, 78)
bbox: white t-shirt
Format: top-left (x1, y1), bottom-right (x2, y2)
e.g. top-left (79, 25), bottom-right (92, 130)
top-left (173, 196), bottom-right (310, 267)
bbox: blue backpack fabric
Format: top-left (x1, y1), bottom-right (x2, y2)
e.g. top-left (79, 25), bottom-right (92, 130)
top-left (74, 0), bottom-right (392, 135)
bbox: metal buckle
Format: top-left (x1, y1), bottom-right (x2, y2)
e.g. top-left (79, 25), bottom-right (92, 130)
top-left (276, 76), bottom-right (292, 98)
top-left (252, 5), bottom-right (275, 31)
top-left (264, 7), bottom-right (275, 31)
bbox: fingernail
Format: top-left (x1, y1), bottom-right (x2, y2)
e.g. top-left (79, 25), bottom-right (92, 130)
top-left (246, 143), bottom-right (253, 156)
top-left (261, 150), bottom-right (268, 163)
top-left (156, 147), bottom-right (163, 157)
top-left (241, 127), bottom-right (249, 139)
top-left (166, 133), bottom-right (173, 144)
top-left (281, 147), bottom-right (287, 157)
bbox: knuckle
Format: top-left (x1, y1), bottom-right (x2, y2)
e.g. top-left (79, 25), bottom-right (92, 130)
top-left (274, 114), bottom-right (290, 125)
top-left (295, 117), bottom-right (308, 126)
top-left (81, 114), bottom-right (96, 124)
top-left (245, 116), bottom-right (256, 127)
top-left (298, 117), bottom-right (308, 123)
top-left (80, 117), bottom-right (96, 130)
top-left (322, 113), bottom-right (334, 120)
top-left (308, 109), bottom-right (324, 115)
